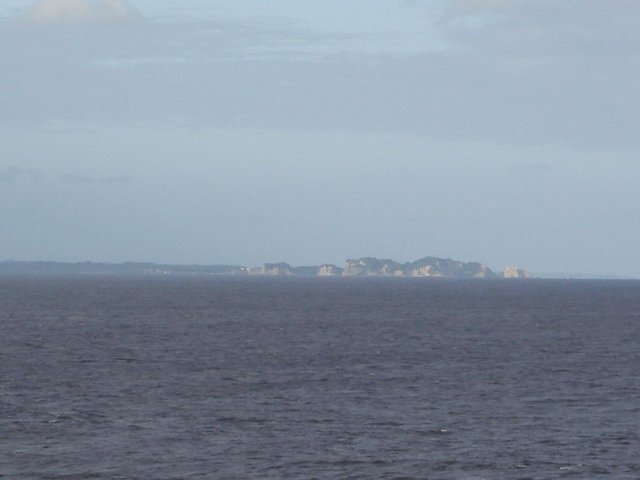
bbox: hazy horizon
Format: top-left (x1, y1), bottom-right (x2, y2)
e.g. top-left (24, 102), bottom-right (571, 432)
top-left (2, 1), bottom-right (640, 277)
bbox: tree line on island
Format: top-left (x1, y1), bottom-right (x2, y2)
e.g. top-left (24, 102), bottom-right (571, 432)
top-left (0, 257), bottom-right (529, 278)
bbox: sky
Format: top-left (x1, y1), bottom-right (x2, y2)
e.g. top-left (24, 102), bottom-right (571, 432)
top-left (1, 0), bottom-right (640, 277)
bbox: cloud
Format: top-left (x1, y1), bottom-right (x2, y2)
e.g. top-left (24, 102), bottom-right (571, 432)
top-left (61, 174), bottom-right (130, 184)
top-left (453, 0), bottom-right (509, 12)
top-left (3, 0), bottom-right (640, 149)
top-left (23, 0), bottom-right (139, 25)
top-left (0, 166), bottom-right (40, 182)
top-left (92, 57), bottom-right (190, 68)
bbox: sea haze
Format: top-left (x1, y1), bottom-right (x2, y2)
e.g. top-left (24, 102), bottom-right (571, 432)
top-left (1, 277), bottom-right (639, 479)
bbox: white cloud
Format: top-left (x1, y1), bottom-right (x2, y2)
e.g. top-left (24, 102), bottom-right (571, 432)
top-left (23, 0), bottom-right (138, 24)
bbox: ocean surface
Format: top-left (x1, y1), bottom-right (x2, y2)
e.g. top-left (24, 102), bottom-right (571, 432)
top-left (1, 276), bottom-right (639, 479)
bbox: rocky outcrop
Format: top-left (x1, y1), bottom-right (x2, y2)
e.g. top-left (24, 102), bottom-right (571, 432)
top-left (501, 266), bottom-right (530, 278)
top-left (0, 258), bottom-right (529, 278)
top-left (404, 257), bottom-right (496, 278)
top-left (249, 263), bottom-right (345, 276)
top-left (342, 257), bottom-right (498, 278)
top-left (248, 262), bottom-right (295, 275)
top-left (318, 264), bottom-right (344, 276)
top-left (244, 257), bottom-right (526, 278)
top-left (343, 258), bottom-right (404, 276)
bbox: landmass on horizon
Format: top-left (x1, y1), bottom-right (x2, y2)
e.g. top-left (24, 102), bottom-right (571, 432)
top-left (0, 256), bottom-right (530, 278)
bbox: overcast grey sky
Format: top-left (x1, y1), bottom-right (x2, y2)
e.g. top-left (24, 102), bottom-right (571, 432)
top-left (1, 0), bottom-right (639, 276)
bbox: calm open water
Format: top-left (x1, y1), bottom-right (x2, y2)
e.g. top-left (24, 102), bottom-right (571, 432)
top-left (1, 276), bottom-right (639, 479)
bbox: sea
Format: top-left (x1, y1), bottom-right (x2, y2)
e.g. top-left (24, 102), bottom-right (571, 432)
top-left (1, 276), bottom-right (639, 479)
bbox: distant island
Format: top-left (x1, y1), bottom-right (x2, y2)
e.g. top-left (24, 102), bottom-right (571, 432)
top-left (0, 257), bottom-right (530, 278)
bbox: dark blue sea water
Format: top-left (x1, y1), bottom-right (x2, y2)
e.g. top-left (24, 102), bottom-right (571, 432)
top-left (1, 277), bottom-right (639, 479)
